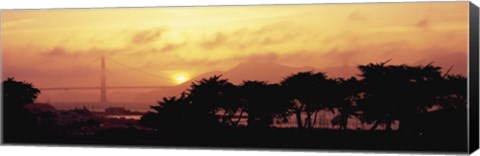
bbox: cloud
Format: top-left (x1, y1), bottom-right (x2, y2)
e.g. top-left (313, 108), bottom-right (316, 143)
top-left (123, 42), bottom-right (186, 58)
top-left (200, 21), bottom-right (299, 50)
top-left (260, 34), bottom-right (292, 45)
top-left (1, 19), bottom-right (36, 29)
top-left (131, 27), bottom-right (168, 45)
top-left (415, 18), bottom-right (430, 29)
top-left (348, 11), bottom-right (368, 21)
top-left (253, 21), bottom-right (293, 35)
top-left (201, 32), bottom-right (228, 49)
top-left (158, 43), bottom-right (182, 53)
top-left (42, 47), bottom-right (80, 58)
top-left (39, 46), bottom-right (126, 61)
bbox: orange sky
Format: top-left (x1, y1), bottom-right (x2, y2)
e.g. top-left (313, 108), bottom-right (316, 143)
top-left (1, 2), bottom-right (470, 88)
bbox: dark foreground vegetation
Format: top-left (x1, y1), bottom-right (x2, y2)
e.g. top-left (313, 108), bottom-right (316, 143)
top-left (2, 61), bottom-right (468, 153)
top-left (7, 127), bottom-right (466, 153)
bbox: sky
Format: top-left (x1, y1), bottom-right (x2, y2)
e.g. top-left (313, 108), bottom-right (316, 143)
top-left (1, 1), bottom-right (470, 89)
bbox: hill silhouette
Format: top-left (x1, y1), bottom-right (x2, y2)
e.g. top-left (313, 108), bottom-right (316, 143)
top-left (35, 59), bottom-right (457, 110)
top-left (36, 61), bottom-right (370, 108)
top-left (134, 61), bottom-right (320, 103)
top-left (414, 52), bottom-right (467, 75)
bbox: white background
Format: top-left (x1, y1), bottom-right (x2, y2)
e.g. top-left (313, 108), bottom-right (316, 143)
top-left (0, 0), bottom-right (479, 156)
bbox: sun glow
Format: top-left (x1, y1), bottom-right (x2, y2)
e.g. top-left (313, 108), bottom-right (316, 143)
top-left (175, 75), bottom-right (188, 84)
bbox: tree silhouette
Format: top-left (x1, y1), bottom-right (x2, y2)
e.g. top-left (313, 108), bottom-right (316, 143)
top-left (3, 77), bottom-right (41, 141)
top-left (139, 93), bottom-right (191, 130)
top-left (436, 74), bottom-right (467, 110)
top-left (141, 75), bottom-right (238, 130)
top-left (357, 62), bottom-right (443, 131)
top-left (3, 77), bottom-right (40, 108)
top-left (239, 81), bottom-right (291, 129)
top-left (331, 77), bottom-right (361, 130)
top-left (218, 82), bottom-right (244, 126)
top-left (187, 75), bottom-right (233, 128)
top-left (281, 71), bottom-right (337, 129)
top-left (139, 61), bottom-right (467, 137)
top-left (408, 74), bottom-right (468, 135)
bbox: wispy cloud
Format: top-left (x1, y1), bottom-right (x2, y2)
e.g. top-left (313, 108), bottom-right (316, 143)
top-left (348, 11), bottom-right (368, 21)
top-left (415, 18), bottom-right (430, 29)
top-left (1, 19), bottom-right (36, 29)
top-left (201, 32), bottom-right (227, 49)
top-left (200, 21), bottom-right (300, 50)
top-left (42, 47), bottom-right (81, 58)
top-left (131, 27), bottom-right (168, 45)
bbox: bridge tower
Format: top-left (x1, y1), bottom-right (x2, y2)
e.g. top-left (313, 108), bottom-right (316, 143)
top-left (100, 56), bottom-right (107, 104)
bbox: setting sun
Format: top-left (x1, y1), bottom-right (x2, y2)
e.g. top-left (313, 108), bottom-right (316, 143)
top-left (175, 75), bottom-right (188, 84)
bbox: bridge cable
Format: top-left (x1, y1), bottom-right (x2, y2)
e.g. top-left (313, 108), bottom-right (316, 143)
top-left (106, 58), bottom-right (170, 80)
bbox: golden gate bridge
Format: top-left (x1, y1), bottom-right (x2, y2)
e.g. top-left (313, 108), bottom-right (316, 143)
top-left (38, 56), bottom-right (174, 105)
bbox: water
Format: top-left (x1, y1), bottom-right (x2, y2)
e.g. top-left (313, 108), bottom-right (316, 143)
top-left (105, 115), bottom-right (142, 120)
top-left (49, 102), bottom-right (150, 112)
top-left (51, 102), bottom-right (397, 130)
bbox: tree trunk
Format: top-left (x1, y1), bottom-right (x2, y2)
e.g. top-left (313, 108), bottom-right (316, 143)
top-left (304, 112), bottom-right (311, 128)
top-left (222, 111), bottom-right (229, 125)
top-left (341, 115), bottom-right (348, 130)
top-left (308, 112), bottom-right (315, 129)
top-left (295, 110), bottom-right (303, 129)
top-left (234, 109), bottom-right (245, 126)
top-left (312, 111), bottom-right (319, 128)
top-left (385, 119), bottom-right (392, 131)
top-left (370, 120), bottom-right (380, 131)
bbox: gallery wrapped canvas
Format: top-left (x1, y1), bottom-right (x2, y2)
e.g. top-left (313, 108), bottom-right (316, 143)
top-left (1, 1), bottom-right (479, 154)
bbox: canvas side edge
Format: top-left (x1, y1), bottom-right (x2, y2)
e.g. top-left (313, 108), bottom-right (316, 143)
top-left (469, 1), bottom-right (480, 154)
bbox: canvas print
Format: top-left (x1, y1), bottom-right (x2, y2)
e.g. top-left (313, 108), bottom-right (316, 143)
top-left (1, 1), bottom-right (477, 154)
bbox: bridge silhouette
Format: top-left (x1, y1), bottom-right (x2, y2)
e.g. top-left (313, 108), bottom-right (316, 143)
top-left (39, 56), bottom-right (173, 105)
